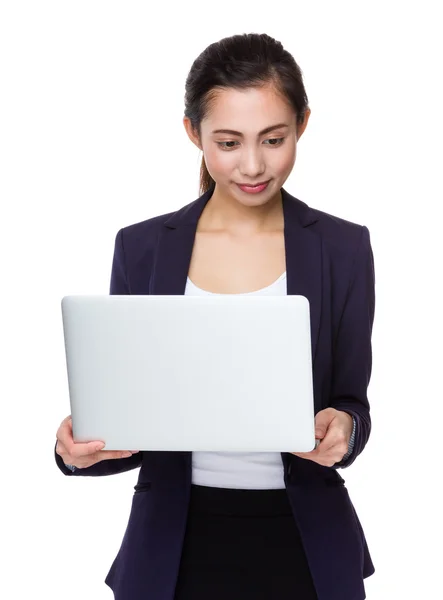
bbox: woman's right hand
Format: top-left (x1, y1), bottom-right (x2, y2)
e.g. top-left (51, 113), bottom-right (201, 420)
top-left (55, 415), bottom-right (139, 469)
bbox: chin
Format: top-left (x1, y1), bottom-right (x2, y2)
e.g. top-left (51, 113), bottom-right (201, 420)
top-left (239, 195), bottom-right (271, 206)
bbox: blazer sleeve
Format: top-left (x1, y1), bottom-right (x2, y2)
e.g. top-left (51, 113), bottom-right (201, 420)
top-left (55, 228), bottom-right (143, 476)
top-left (330, 225), bottom-right (376, 469)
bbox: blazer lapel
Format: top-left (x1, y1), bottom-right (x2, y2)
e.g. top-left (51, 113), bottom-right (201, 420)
top-left (282, 190), bottom-right (322, 368)
top-left (149, 185), bottom-right (322, 367)
top-left (148, 187), bottom-right (214, 296)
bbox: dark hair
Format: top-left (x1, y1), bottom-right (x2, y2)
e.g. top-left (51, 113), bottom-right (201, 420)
top-left (184, 33), bottom-right (310, 196)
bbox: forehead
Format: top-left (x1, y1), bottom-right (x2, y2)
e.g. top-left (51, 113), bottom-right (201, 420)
top-left (202, 85), bottom-right (295, 131)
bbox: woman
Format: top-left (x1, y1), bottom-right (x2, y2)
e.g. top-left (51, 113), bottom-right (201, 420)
top-left (55, 33), bottom-right (376, 600)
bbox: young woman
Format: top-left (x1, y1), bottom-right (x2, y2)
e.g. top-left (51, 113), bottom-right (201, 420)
top-left (55, 32), bottom-right (376, 600)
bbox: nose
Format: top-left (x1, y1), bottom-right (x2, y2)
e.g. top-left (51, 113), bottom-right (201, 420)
top-left (238, 147), bottom-right (266, 180)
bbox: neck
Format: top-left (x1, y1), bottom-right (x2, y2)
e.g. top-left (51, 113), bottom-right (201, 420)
top-left (200, 185), bottom-right (284, 235)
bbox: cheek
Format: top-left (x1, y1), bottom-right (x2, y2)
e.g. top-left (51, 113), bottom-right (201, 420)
top-left (272, 143), bottom-right (296, 174)
top-left (204, 147), bottom-right (233, 177)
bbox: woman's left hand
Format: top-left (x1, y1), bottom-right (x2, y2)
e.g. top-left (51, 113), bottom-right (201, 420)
top-left (291, 408), bottom-right (353, 467)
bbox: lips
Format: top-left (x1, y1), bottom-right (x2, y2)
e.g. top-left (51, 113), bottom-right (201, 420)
top-left (237, 180), bottom-right (269, 187)
top-left (236, 180), bottom-right (270, 194)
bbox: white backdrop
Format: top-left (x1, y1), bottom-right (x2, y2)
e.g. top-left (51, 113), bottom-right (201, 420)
top-left (1, 1), bottom-right (442, 598)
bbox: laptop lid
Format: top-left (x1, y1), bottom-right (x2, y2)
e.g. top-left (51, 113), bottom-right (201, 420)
top-left (61, 295), bottom-right (316, 452)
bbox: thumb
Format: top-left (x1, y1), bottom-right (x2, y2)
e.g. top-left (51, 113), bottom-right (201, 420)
top-left (314, 410), bottom-right (333, 439)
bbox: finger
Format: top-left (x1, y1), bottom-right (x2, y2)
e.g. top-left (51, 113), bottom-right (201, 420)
top-left (291, 437), bottom-right (334, 461)
top-left (75, 450), bottom-right (131, 468)
top-left (315, 421), bottom-right (344, 450)
top-left (56, 417), bottom-right (72, 447)
top-left (63, 415), bottom-right (73, 436)
top-left (55, 439), bottom-right (66, 456)
top-left (94, 450), bottom-right (135, 463)
top-left (322, 442), bottom-right (348, 463)
top-left (290, 439), bottom-right (322, 457)
top-left (57, 416), bottom-right (80, 454)
top-left (69, 440), bottom-right (107, 458)
top-left (319, 430), bottom-right (347, 454)
top-left (58, 418), bottom-right (106, 458)
top-left (314, 437), bottom-right (348, 466)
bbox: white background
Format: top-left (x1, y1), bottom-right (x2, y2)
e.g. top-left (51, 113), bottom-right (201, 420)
top-left (1, 1), bottom-right (442, 598)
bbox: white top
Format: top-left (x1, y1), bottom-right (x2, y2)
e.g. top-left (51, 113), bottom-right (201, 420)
top-left (185, 271), bottom-right (288, 489)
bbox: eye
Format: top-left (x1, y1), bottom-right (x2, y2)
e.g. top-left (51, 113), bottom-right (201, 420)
top-left (216, 141), bottom-right (239, 150)
top-left (264, 137), bottom-right (285, 146)
top-left (216, 137), bottom-right (286, 151)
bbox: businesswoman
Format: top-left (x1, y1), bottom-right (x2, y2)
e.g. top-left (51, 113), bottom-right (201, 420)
top-left (55, 32), bottom-right (376, 600)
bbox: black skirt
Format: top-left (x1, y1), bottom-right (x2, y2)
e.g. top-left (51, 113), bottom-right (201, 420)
top-left (174, 484), bottom-right (318, 600)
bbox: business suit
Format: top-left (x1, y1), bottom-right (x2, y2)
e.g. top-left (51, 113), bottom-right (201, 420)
top-left (55, 185), bottom-right (376, 600)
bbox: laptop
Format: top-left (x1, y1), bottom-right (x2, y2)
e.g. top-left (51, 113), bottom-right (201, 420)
top-left (61, 295), bottom-right (316, 452)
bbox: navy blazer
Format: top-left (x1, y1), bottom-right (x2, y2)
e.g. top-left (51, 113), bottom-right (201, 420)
top-left (55, 185), bottom-right (376, 600)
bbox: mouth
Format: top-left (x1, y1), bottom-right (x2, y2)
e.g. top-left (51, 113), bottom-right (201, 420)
top-left (236, 180), bottom-right (270, 193)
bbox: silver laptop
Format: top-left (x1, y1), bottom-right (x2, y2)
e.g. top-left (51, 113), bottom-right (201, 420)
top-left (61, 295), bottom-right (316, 452)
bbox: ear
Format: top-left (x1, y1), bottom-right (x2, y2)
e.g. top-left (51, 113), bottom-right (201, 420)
top-left (183, 116), bottom-right (203, 151)
top-left (296, 107), bottom-right (311, 140)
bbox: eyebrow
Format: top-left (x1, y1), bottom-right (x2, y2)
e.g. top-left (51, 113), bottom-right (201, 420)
top-left (211, 123), bottom-right (289, 136)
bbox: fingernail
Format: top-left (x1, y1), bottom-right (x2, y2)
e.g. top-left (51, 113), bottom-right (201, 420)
top-left (96, 444), bottom-right (105, 451)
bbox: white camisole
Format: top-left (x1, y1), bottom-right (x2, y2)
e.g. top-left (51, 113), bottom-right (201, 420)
top-left (185, 271), bottom-right (288, 489)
